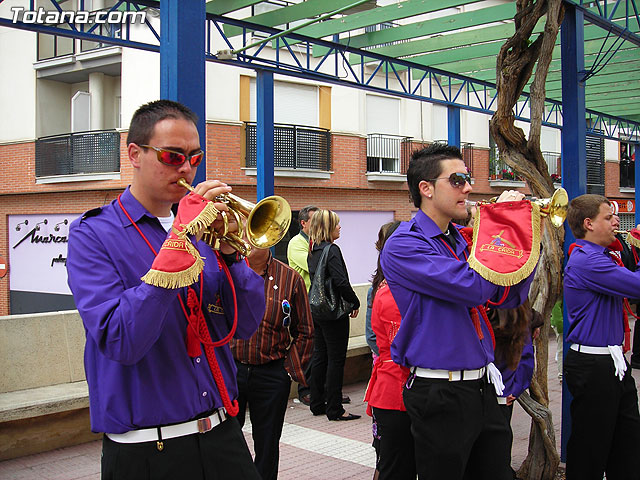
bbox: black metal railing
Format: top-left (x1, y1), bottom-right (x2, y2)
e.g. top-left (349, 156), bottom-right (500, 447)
top-left (461, 142), bottom-right (475, 176)
top-left (245, 123), bottom-right (331, 170)
top-left (366, 133), bottom-right (412, 174)
top-left (432, 140), bottom-right (475, 176)
top-left (35, 130), bottom-right (120, 177)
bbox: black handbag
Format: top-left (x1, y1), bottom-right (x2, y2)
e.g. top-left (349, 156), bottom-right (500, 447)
top-left (308, 244), bottom-right (353, 321)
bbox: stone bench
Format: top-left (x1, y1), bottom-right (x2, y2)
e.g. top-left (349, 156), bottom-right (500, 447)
top-left (0, 311), bottom-right (100, 460)
top-left (0, 381), bottom-right (100, 461)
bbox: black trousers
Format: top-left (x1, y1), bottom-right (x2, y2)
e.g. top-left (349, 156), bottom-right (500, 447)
top-left (371, 406), bottom-right (416, 480)
top-left (297, 360), bottom-right (312, 397)
top-left (403, 376), bottom-right (513, 480)
top-left (631, 318), bottom-right (640, 365)
top-left (235, 358), bottom-right (291, 480)
top-left (101, 415), bottom-right (260, 480)
top-left (564, 349), bottom-right (640, 480)
top-left (310, 315), bottom-right (350, 419)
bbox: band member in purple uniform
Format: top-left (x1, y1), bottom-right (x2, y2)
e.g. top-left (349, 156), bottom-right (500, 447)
top-left (564, 194), bottom-right (640, 479)
top-left (380, 144), bottom-right (535, 480)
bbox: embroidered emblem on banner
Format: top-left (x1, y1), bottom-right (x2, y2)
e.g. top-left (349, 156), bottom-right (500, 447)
top-left (479, 230), bottom-right (524, 259)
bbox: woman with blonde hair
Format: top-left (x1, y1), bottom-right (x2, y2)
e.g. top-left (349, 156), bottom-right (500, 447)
top-left (307, 209), bottom-right (361, 421)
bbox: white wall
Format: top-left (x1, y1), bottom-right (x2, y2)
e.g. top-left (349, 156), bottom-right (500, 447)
top-left (605, 138), bottom-right (619, 162)
top-left (431, 104), bottom-right (448, 141)
top-left (332, 86), bottom-right (362, 134)
top-left (540, 125), bottom-right (560, 153)
top-left (403, 98), bottom-right (423, 140)
top-left (36, 79), bottom-right (71, 137)
top-left (462, 111), bottom-right (490, 148)
top-left (0, 11), bottom-right (37, 142)
top-left (207, 62), bottom-right (242, 123)
top-left (120, 48), bottom-right (160, 129)
top-left (102, 75), bottom-right (121, 129)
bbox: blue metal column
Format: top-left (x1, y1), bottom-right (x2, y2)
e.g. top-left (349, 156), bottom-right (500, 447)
top-left (560, 3), bottom-right (587, 463)
top-left (256, 70), bottom-right (275, 201)
top-left (160, 0), bottom-right (206, 185)
top-left (636, 143), bottom-right (640, 226)
top-left (447, 106), bottom-right (461, 149)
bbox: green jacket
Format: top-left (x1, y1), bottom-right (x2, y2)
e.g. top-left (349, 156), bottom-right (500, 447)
top-left (287, 232), bottom-right (311, 291)
top-left (550, 299), bottom-right (563, 334)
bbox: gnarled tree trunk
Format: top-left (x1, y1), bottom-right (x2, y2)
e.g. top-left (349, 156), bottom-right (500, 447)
top-left (489, 1), bottom-right (565, 479)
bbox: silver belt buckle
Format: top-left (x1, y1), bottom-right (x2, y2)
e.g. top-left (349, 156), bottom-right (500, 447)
top-left (197, 416), bottom-right (212, 433)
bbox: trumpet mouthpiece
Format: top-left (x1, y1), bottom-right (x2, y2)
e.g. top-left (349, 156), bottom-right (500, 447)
top-left (177, 178), bottom-right (195, 192)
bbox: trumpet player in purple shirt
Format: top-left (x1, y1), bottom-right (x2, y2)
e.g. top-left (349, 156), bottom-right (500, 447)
top-left (66, 100), bottom-right (265, 480)
top-left (380, 144), bottom-right (536, 480)
top-left (563, 194), bottom-right (640, 479)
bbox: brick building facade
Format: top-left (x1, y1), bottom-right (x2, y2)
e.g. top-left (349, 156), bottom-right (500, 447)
top-left (1, 119), bottom-right (635, 316)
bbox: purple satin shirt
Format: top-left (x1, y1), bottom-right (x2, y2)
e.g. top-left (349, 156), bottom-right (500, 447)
top-left (497, 337), bottom-right (534, 399)
top-left (380, 210), bottom-right (534, 371)
top-left (67, 187), bottom-right (265, 434)
top-left (565, 239), bottom-right (640, 347)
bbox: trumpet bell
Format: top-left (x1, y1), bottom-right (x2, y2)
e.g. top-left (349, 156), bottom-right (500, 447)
top-left (246, 196), bottom-right (292, 250)
top-left (534, 187), bottom-right (568, 228)
top-left (176, 179), bottom-right (292, 255)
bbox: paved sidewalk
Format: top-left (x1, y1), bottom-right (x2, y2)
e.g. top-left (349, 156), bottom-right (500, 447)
top-left (2, 333), bottom-right (639, 480)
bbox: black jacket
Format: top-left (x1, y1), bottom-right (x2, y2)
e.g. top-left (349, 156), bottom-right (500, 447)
top-left (308, 241), bottom-right (360, 310)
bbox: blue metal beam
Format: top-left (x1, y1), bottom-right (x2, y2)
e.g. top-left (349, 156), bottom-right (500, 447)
top-left (447, 106), bottom-right (461, 149)
top-left (160, 0), bottom-right (206, 185)
top-left (636, 142), bottom-right (640, 226)
top-left (565, 0), bottom-right (640, 47)
top-left (256, 70), bottom-right (274, 201)
top-left (560, 4), bottom-right (587, 463)
top-left (203, 14), bottom-right (640, 141)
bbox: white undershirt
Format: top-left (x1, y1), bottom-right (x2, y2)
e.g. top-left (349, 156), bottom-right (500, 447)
top-left (157, 212), bottom-right (175, 232)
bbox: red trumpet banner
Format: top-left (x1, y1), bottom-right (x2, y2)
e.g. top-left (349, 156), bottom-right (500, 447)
top-left (627, 229), bottom-right (640, 249)
top-left (467, 201), bottom-right (542, 286)
top-left (142, 192), bottom-right (220, 289)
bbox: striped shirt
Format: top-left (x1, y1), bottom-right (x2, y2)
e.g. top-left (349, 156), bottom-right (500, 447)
top-left (231, 257), bottom-right (314, 386)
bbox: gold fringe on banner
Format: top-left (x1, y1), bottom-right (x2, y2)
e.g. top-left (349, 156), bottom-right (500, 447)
top-left (141, 239), bottom-right (205, 289)
top-left (467, 203), bottom-right (542, 287)
top-left (626, 231), bottom-right (640, 249)
top-left (178, 201), bottom-right (220, 238)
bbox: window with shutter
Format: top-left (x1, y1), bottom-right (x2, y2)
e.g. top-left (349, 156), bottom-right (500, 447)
top-left (586, 133), bottom-right (605, 195)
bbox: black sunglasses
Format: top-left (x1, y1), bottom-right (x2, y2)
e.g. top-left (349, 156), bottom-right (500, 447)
top-left (427, 172), bottom-right (471, 188)
top-left (140, 145), bottom-right (204, 167)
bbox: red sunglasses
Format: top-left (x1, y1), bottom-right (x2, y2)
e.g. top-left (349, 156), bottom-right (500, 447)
top-left (140, 145), bottom-right (204, 167)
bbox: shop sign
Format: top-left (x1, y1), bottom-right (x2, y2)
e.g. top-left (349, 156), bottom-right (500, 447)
top-left (9, 214), bottom-right (79, 295)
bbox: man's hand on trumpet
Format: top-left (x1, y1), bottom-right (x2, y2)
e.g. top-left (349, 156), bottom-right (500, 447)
top-left (495, 189), bottom-right (525, 203)
top-left (179, 179), bottom-right (241, 255)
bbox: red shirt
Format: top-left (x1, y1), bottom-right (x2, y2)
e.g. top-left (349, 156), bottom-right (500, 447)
top-left (364, 282), bottom-right (410, 414)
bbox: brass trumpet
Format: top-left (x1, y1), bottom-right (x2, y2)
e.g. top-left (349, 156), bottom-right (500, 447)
top-left (465, 188), bottom-right (569, 228)
top-left (177, 178), bottom-right (291, 256)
